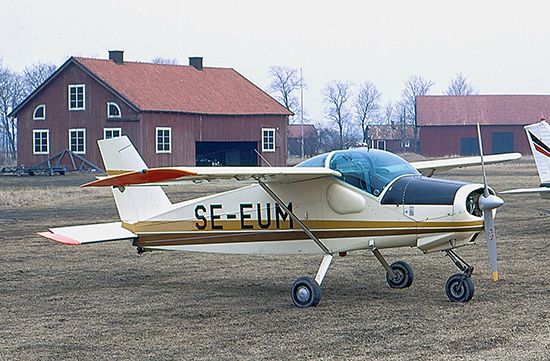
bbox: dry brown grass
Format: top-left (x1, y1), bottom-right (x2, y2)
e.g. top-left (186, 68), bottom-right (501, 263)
top-left (1, 160), bottom-right (549, 360)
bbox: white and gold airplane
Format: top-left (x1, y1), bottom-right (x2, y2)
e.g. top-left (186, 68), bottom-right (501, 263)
top-left (38, 132), bottom-right (520, 307)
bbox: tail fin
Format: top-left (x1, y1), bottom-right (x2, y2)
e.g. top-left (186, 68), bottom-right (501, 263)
top-left (97, 136), bottom-right (172, 223)
top-left (525, 120), bottom-right (550, 185)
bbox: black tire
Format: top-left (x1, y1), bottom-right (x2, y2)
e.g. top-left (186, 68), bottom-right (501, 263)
top-left (386, 261), bottom-right (414, 289)
top-left (291, 276), bottom-right (322, 308)
top-left (445, 274), bottom-right (475, 302)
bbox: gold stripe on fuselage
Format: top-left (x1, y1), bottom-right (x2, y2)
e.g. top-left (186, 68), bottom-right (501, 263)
top-left (126, 220), bottom-right (484, 248)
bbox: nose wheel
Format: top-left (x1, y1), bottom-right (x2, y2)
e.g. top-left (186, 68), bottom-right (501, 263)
top-left (444, 250), bottom-right (475, 302)
top-left (445, 274), bottom-right (475, 302)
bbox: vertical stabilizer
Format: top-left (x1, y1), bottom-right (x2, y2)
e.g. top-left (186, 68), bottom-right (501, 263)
top-left (525, 121), bottom-right (550, 184)
top-left (97, 136), bottom-right (172, 223)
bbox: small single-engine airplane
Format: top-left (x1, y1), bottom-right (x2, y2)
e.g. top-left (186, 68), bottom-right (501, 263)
top-left (501, 120), bottom-right (550, 198)
top-left (38, 128), bottom-right (520, 307)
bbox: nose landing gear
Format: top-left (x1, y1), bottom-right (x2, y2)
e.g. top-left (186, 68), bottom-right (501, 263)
top-left (444, 249), bottom-right (475, 302)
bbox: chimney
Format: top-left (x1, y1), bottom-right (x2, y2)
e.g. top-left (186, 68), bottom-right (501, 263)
top-left (109, 50), bottom-right (124, 65)
top-left (189, 57), bottom-right (203, 70)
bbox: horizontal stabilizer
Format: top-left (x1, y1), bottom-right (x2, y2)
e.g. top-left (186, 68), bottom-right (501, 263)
top-left (37, 222), bottom-right (137, 245)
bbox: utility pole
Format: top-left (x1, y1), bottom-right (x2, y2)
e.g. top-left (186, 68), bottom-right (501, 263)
top-left (300, 68), bottom-right (304, 159)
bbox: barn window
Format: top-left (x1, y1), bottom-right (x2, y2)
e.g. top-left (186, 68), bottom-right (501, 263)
top-left (33, 129), bottom-right (49, 154)
top-left (156, 127), bottom-right (171, 153)
top-left (69, 128), bottom-right (86, 154)
top-left (107, 102), bottom-right (121, 118)
top-left (68, 84), bottom-right (85, 110)
top-left (104, 128), bottom-right (121, 139)
top-left (262, 128), bottom-right (275, 152)
top-left (33, 104), bottom-right (46, 120)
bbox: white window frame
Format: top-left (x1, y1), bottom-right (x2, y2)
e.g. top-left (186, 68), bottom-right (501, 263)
top-left (68, 84), bottom-right (85, 111)
top-left (33, 104), bottom-right (46, 120)
top-left (33, 129), bottom-right (49, 155)
top-left (107, 102), bottom-right (121, 118)
top-left (262, 128), bottom-right (276, 152)
top-left (69, 128), bottom-right (86, 154)
top-left (156, 127), bottom-right (172, 154)
top-left (104, 127), bottom-right (122, 139)
top-left (376, 140), bottom-right (386, 150)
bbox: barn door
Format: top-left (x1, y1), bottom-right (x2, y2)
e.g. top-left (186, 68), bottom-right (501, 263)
top-left (491, 132), bottom-right (514, 154)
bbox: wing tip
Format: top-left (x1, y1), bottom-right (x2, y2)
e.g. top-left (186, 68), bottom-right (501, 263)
top-left (37, 231), bottom-right (81, 245)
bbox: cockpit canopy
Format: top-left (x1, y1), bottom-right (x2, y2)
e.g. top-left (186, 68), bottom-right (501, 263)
top-left (296, 148), bottom-right (420, 196)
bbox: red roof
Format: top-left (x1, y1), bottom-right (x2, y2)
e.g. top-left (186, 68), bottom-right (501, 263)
top-left (369, 125), bottom-right (415, 140)
top-left (416, 95), bottom-right (550, 126)
top-left (287, 124), bottom-right (316, 138)
top-left (73, 57), bottom-right (292, 116)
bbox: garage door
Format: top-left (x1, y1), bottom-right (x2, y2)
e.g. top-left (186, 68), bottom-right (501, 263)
top-left (196, 142), bottom-right (258, 166)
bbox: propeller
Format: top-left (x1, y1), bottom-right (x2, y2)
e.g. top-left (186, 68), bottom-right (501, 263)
top-left (477, 123), bottom-right (504, 281)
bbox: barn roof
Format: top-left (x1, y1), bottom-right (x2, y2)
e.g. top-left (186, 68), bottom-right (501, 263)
top-left (416, 95), bottom-right (550, 126)
top-left (369, 125), bottom-right (415, 140)
top-left (11, 56), bottom-right (293, 117)
top-left (287, 124), bottom-right (317, 138)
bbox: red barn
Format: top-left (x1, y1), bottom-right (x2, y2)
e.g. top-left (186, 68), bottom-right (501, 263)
top-left (416, 95), bottom-right (550, 157)
top-left (11, 51), bottom-right (292, 169)
top-left (287, 124), bottom-right (317, 158)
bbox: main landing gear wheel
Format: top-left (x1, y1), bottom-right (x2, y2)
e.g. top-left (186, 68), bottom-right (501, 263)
top-left (291, 277), bottom-right (322, 308)
top-left (386, 261), bottom-right (414, 289)
top-left (445, 274), bottom-right (475, 302)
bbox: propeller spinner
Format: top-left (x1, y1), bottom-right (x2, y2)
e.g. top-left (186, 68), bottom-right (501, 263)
top-left (477, 123), bottom-right (504, 281)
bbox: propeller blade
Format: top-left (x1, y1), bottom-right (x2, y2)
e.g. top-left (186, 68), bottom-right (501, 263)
top-left (483, 210), bottom-right (499, 281)
top-left (477, 123), bottom-right (489, 197)
top-left (477, 122), bottom-right (500, 281)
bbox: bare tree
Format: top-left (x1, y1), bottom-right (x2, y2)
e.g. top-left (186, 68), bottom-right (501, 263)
top-left (23, 62), bottom-right (57, 93)
top-left (152, 57), bottom-right (179, 65)
top-left (398, 75), bottom-right (434, 152)
top-left (0, 66), bottom-right (25, 162)
top-left (323, 80), bottom-right (354, 149)
top-left (444, 72), bottom-right (477, 95)
top-left (355, 82), bottom-right (381, 143)
top-left (267, 66), bottom-right (304, 120)
top-left (383, 102), bottom-right (394, 125)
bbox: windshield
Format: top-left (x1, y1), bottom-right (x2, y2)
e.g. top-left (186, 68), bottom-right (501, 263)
top-left (295, 148), bottom-right (419, 196)
top-left (327, 149), bottom-right (419, 196)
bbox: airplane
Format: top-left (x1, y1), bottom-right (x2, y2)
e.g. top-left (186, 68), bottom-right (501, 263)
top-left (500, 119), bottom-right (550, 198)
top-left (38, 128), bottom-right (521, 307)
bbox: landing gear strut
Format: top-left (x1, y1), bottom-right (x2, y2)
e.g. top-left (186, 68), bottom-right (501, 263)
top-left (444, 250), bottom-right (475, 302)
top-left (369, 241), bottom-right (414, 289)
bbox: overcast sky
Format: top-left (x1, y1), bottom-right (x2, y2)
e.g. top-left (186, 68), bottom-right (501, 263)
top-left (2, 0), bottom-right (550, 122)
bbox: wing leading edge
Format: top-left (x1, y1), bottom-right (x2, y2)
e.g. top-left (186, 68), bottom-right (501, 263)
top-left (411, 153), bottom-right (522, 177)
top-left (82, 167), bottom-right (341, 187)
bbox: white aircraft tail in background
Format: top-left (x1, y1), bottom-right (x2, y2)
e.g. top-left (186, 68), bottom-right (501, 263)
top-left (501, 120), bottom-right (550, 198)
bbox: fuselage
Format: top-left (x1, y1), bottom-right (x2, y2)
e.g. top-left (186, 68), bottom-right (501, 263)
top-left (123, 149), bottom-right (488, 255)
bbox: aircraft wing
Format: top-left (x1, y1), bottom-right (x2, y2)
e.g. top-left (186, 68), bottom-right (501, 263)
top-left (410, 153), bottom-right (522, 176)
top-left (82, 167), bottom-right (341, 187)
top-left (499, 187), bottom-right (550, 195)
top-left (37, 222), bottom-right (137, 245)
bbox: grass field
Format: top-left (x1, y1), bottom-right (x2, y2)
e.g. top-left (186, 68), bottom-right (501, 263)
top-left (1, 157), bottom-right (549, 360)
